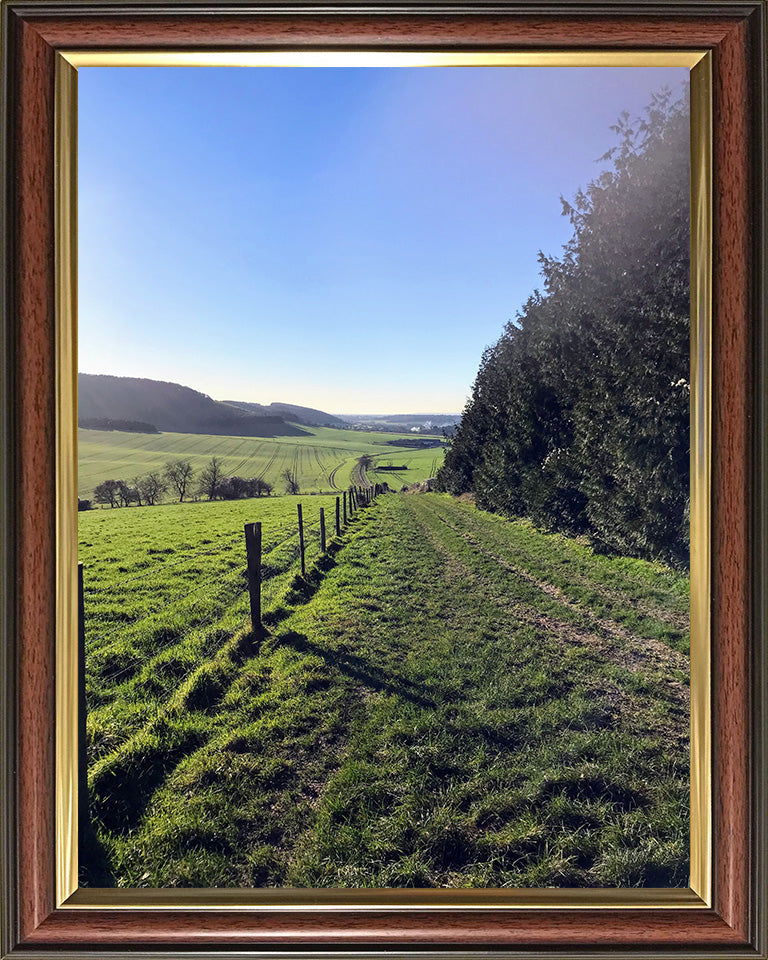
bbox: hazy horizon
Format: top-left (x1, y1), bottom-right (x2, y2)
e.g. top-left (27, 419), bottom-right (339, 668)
top-left (79, 66), bottom-right (688, 413)
top-left (78, 367), bottom-right (461, 420)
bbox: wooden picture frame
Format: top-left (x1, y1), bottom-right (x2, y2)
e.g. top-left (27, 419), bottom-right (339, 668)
top-left (1, 1), bottom-right (765, 956)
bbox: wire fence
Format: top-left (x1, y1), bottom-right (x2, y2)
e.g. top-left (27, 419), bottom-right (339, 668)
top-left (82, 488), bottom-right (387, 675)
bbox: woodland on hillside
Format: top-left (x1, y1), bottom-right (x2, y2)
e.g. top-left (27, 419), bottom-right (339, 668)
top-left (437, 91), bottom-right (690, 567)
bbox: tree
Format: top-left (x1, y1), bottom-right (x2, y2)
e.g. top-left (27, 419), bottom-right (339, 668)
top-left (437, 89), bottom-right (690, 566)
top-left (198, 457), bottom-right (224, 500)
top-left (93, 479), bottom-right (120, 508)
top-left (282, 467), bottom-right (300, 495)
top-left (254, 478), bottom-right (272, 497)
top-left (136, 472), bottom-right (166, 506)
top-left (116, 480), bottom-right (138, 508)
top-left (130, 477), bottom-right (144, 506)
top-left (164, 459), bottom-right (194, 502)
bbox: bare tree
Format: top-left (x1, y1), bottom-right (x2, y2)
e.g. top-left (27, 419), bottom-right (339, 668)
top-left (282, 467), bottom-right (300, 495)
top-left (198, 457), bottom-right (224, 500)
top-left (116, 480), bottom-right (138, 507)
top-left (130, 476), bottom-right (144, 506)
top-left (136, 471), bottom-right (167, 506)
top-left (164, 458), bottom-right (194, 502)
top-left (93, 479), bottom-right (120, 508)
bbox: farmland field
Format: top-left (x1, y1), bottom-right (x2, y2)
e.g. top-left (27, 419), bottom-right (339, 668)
top-left (78, 425), bottom-right (443, 499)
top-left (80, 491), bottom-right (689, 889)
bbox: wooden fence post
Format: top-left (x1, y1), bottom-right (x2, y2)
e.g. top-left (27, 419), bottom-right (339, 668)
top-left (78, 562), bottom-right (89, 835)
top-left (244, 521), bottom-right (262, 632)
top-left (297, 503), bottom-right (306, 576)
top-left (320, 507), bottom-right (326, 553)
top-left (335, 497), bottom-right (341, 536)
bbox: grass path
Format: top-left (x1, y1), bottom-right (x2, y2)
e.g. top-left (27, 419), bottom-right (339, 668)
top-left (83, 493), bottom-right (689, 889)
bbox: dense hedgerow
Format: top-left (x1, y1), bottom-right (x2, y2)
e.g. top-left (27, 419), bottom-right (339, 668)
top-left (437, 90), bottom-right (690, 567)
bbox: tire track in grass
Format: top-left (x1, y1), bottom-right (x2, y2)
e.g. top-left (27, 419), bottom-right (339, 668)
top-left (406, 496), bottom-right (688, 709)
top-left (432, 510), bottom-right (687, 670)
top-left (397, 503), bottom-right (690, 812)
top-left (223, 437), bottom-right (263, 478)
top-left (436, 500), bottom-right (688, 635)
top-left (328, 463), bottom-right (342, 490)
top-left (313, 446), bottom-right (328, 489)
top-left (256, 445), bottom-right (280, 482)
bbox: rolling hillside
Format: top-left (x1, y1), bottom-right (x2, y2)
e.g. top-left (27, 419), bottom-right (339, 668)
top-left (223, 399), bottom-right (346, 428)
top-left (78, 374), bottom-right (309, 438)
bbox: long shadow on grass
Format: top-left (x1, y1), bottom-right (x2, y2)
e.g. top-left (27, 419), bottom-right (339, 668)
top-left (79, 819), bottom-right (116, 887)
top-left (262, 542), bottom-right (343, 628)
top-left (263, 518), bottom-right (528, 750)
top-left (275, 631), bottom-right (526, 753)
top-left (276, 630), bottom-right (438, 710)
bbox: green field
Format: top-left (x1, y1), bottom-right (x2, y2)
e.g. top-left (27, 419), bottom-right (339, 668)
top-left (80, 492), bottom-right (689, 889)
top-left (78, 425), bottom-right (444, 500)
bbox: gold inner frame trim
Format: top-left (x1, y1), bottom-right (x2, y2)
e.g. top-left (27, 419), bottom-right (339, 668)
top-left (55, 49), bottom-right (712, 911)
top-left (62, 50), bottom-right (706, 69)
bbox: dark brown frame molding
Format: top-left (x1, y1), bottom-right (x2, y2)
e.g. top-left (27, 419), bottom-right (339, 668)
top-left (1, 2), bottom-right (766, 957)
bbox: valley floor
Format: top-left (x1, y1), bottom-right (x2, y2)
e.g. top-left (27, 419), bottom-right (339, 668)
top-left (82, 492), bottom-right (690, 889)
top-left (78, 425), bottom-right (441, 499)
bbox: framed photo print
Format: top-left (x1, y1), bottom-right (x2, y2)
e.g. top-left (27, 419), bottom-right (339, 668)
top-left (1, 1), bottom-right (765, 957)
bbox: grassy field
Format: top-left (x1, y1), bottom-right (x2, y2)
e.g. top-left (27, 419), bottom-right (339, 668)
top-left (80, 492), bottom-right (689, 889)
top-left (78, 425), bottom-right (443, 499)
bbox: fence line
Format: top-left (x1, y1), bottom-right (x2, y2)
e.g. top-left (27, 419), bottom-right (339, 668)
top-left (82, 486), bottom-right (391, 660)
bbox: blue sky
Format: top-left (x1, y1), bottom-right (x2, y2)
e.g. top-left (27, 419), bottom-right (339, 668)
top-left (78, 66), bottom-right (688, 415)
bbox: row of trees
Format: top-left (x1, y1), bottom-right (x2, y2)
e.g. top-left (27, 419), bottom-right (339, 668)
top-left (91, 457), bottom-right (274, 508)
top-left (436, 90), bottom-right (691, 567)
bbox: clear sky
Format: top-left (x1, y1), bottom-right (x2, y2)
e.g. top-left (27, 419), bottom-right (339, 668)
top-left (78, 66), bottom-right (688, 415)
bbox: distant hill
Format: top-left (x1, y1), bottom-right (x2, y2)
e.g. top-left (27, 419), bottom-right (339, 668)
top-left (78, 374), bottom-right (310, 438)
top-left (223, 399), bottom-right (346, 428)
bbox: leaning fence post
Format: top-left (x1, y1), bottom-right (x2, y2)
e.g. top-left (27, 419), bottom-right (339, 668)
top-left (343, 491), bottom-right (348, 524)
top-left (244, 522), bottom-right (262, 632)
top-left (78, 562), bottom-right (89, 835)
top-left (297, 503), bottom-right (306, 576)
top-left (335, 497), bottom-right (341, 537)
top-left (320, 507), bottom-right (326, 552)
